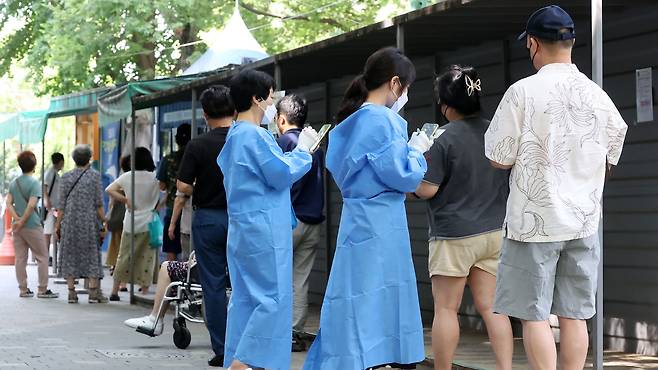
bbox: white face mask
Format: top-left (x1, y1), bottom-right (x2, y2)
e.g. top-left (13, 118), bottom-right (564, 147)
top-left (391, 90), bottom-right (408, 113)
top-left (259, 102), bottom-right (277, 127)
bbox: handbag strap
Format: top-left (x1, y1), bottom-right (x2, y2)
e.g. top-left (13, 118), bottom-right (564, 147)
top-left (47, 170), bottom-right (57, 198)
top-left (14, 177), bottom-right (30, 203)
top-left (14, 177), bottom-right (42, 225)
top-left (65, 168), bottom-right (90, 202)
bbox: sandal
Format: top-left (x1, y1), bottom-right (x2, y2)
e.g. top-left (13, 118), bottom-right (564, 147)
top-left (88, 288), bottom-right (109, 303)
top-left (68, 289), bottom-right (78, 304)
top-left (19, 289), bottom-right (34, 298)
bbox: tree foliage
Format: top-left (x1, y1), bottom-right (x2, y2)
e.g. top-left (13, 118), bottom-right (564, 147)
top-left (0, 0), bottom-right (406, 96)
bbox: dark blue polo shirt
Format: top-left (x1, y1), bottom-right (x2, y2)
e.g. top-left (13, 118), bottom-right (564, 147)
top-left (276, 128), bottom-right (325, 225)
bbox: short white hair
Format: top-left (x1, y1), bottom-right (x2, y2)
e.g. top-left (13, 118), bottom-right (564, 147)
top-left (71, 144), bottom-right (92, 166)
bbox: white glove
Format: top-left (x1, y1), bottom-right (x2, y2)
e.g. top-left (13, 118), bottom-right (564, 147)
top-left (297, 127), bottom-right (320, 153)
top-left (408, 130), bottom-right (432, 153)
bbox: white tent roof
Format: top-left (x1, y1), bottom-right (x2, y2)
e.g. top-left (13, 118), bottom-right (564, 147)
top-left (183, 4), bottom-right (269, 75)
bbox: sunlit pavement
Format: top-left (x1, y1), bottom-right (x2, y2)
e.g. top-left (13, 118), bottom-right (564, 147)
top-left (0, 264), bottom-right (433, 370)
top-left (5, 263), bottom-right (653, 370)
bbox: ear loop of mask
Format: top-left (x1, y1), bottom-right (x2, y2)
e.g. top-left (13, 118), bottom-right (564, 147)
top-left (391, 79), bottom-right (400, 101)
top-left (441, 105), bottom-right (449, 120)
top-left (530, 38), bottom-right (539, 66)
top-left (256, 97), bottom-right (266, 112)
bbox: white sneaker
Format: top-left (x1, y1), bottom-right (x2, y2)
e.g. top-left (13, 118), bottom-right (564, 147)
top-left (123, 315), bottom-right (164, 336)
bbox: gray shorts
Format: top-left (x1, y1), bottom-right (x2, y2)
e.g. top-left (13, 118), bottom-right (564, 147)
top-left (493, 234), bottom-right (600, 321)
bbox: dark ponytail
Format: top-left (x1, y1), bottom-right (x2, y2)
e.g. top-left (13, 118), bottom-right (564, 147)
top-left (336, 47), bottom-right (416, 123)
top-left (434, 65), bottom-right (482, 117)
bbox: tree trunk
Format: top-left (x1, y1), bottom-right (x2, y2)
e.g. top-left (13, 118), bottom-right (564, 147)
top-left (174, 23), bottom-right (196, 72)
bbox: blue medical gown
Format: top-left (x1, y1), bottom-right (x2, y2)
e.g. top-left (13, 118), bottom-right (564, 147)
top-left (217, 121), bottom-right (312, 370)
top-left (303, 104), bottom-right (427, 370)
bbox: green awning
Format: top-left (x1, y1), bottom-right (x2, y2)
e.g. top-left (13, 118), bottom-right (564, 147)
top-left (19, 110), bottom-right (48, 144)
top-left (0, 110), bottom-right (48, 144)
top-left (0, 113), bottom-right (19, 141)
top-left (98, 78), bottom-right (197, 127)
top-left (0, 87), bottom-right (112, 144)
top-left (47, 87), bottom-right (111, 118)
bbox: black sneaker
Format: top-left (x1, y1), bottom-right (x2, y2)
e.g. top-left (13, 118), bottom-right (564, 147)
top-left (292, 333), bottom-right (306, 352)
top-left (109, 294), bottom-right (120, 301)
top-left (207, 354), bottom-right (223, 367)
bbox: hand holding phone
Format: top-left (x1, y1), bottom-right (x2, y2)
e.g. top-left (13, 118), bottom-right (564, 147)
top-left (421, 123), bottom-right (446, 141)
top-left (309, 124), bottom-right (332, 153)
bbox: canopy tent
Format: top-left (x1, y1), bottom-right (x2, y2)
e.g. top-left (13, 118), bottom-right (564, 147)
top-left (47, 87), bottom-right (111, 119)
top-left (0, 87), bottom-right (113, 144)
top-left (98, 77), bottom-right (197, 127)
top-left (0, 110), bottom-right (48, 144)
top-left (183, 3), bottom-right (268, 75)
top-left (0, 113), bottom-right (19, 142)
top-left (156, 64), bottom-right (235, 133)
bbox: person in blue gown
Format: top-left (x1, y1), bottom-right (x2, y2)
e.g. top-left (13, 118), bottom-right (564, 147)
top-left (217, 69), bottom-right (318, 370)
top-left (303, 47), bottom-right (433, 370)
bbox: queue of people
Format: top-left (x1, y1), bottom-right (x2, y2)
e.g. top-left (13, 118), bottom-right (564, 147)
top-left (2, 5), bottom-right (629, 370)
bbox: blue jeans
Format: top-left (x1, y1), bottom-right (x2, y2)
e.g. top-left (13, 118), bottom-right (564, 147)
top-left (192, 208), bottom-right (228, 356)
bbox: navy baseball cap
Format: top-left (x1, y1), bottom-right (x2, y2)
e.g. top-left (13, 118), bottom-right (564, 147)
top-left (518, 5), bottom-right (576, 41)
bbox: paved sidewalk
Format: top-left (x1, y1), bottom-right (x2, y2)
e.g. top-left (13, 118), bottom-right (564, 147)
top-left (0, 264), bottom-right (432, 370)
top-left (5, 263), bottom-right (658, 369)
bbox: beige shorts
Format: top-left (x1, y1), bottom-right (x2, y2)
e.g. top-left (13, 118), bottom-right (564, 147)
top-left (428, 230), bottom-right (503, 278)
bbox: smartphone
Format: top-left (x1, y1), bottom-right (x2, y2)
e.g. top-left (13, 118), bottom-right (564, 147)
top-left (421, 123), bottom-right (446, 141)
top-left (310, 124), bottom-right (332, 153)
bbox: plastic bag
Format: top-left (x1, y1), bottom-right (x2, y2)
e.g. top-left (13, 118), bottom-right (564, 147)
top-left (148, 210), bottom-right (163, 248)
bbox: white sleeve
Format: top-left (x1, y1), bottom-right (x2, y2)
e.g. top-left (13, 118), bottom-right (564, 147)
top-left (109, 171), bottom-right (129, 192)
top-left (604, 98), bottom-right (628, 166)
top-left (485, 85), bottom-right (524, 166)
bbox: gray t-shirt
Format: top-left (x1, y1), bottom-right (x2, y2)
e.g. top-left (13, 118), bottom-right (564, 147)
top-left (44, 166), bottom-right (61, 208)
top-left (423, 117), bottom-right (509, 239)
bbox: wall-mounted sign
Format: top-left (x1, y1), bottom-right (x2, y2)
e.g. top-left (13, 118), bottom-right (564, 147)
top-left (636, 67), bottom-right (654, 123)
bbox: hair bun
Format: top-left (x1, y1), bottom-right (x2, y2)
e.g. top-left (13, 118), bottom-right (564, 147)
top-left (434, 64), bottom-right (482, 116)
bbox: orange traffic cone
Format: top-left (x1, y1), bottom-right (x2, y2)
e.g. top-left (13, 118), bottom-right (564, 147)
top-left (0, 208), bottom-right (15, 265)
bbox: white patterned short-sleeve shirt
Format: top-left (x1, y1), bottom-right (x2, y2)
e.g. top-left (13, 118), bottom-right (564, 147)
top-left (485, 63), bottom-right (627, 242)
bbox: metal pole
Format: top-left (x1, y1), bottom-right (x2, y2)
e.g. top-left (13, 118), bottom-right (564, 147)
top-left (191, 90), bottom-right (198, 139)
top-left (2, 140), bottom-right (5, 194)
top-left (129, 110), bottom-right (136, 305)
top-left (396, 24), bottom-right (406, 118)
top-left (323, 81), bottom-right (333, 278)
top-left (591, 0), bottom-right (604, 369)
top-left (41, 139), bottom-right (45, 205)
top-left (189, 90), bottom-right (197, 251)
top-left (274, 63), bottom-right (282, 91)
